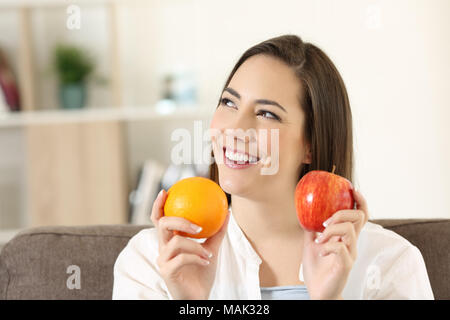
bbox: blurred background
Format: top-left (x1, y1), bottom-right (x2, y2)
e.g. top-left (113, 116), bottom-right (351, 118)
top-left (0, 0), bottom-right (449, 247)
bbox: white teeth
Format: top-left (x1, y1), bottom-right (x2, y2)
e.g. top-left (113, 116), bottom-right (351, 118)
top-left (225, 149), bottom-right (258, 163)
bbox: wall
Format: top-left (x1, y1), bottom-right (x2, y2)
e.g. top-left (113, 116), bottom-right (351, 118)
top-left (1, 0), bottom-right (449, 220)
top-left (117, 0), bottom-right (450, 219)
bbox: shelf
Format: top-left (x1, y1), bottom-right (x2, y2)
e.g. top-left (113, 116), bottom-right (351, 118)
top-left (0, 105), bottom-right (212, 128)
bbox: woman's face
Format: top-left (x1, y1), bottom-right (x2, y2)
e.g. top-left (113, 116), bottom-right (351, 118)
top-left (210, 54), bottom-right (311, 201)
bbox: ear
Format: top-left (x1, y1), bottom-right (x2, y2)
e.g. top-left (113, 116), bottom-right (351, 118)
top-left (303, 144), bottom-right (312, 164)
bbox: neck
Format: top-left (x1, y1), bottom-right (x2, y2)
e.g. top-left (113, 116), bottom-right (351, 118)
top-left (231, 193), bottom-right (303, 245)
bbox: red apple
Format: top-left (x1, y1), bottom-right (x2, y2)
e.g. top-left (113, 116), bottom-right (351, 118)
top-left (295, 167), bottom-right (355, 233)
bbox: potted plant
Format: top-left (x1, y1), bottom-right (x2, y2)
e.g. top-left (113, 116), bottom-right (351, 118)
top-left (53, 44), bottom-right (94, 109)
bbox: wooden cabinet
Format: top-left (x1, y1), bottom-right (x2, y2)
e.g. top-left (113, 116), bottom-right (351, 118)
top-left (0, 107), bottom-right (210, 229)
top-left (25, 120), bottom-right (127, 226)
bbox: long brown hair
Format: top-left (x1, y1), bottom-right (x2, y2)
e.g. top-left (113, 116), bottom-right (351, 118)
top-left (209, 34), bottom-right (354, 205)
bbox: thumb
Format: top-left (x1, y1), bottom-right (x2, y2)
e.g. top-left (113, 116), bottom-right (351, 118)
top-left (203, 211), bottom-right (230, 252)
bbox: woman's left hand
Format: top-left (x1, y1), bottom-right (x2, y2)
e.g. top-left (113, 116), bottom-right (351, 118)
top-left (302, 188), bottom-right (369, 300)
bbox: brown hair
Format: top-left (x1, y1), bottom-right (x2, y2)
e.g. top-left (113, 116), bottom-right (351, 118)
top-left (209, 34), bottom-right (354, 205)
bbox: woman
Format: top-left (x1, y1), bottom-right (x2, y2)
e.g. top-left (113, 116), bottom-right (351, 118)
top-left (113, 35), bottom-right (433, 300)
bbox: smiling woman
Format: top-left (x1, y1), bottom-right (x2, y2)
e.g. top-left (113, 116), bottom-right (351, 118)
top-left (209, 35), bottom-right (353, 207)
top-left (113, 34), bottom-right (434, 300)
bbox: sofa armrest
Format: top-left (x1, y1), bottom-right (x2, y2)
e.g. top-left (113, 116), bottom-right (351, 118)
top-left (0, 224), bottom-right (150, 300)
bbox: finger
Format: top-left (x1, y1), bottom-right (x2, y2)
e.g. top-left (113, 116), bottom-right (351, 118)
top-left (330, 235), bottom-right (341, 242)
top-left (319, 241), bottom-right (353, 265)
top-left (150, 189), bottom-right (167, 226)
top-left (159, 235), bottom-right (212, 263)
top-left (203, 211), bottom-right (230, 252)
top-left (315, 222), bottom-right (357, 259)
top-left (161, 253), bottom-right (210, 278)
top-left (303, 228), bottom-right (319, 244)
top-left (352, 189), bottom-right (369, 223)
top-left (323, 209), bottom-right (366, 235)
top-left (157, 216), bottom-right (203, 247)
top-left (316, 222), bottom-right (356, 244)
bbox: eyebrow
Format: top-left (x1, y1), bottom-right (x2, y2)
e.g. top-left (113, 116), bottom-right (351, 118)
top-left (223, 87), bottom-right (287, 113)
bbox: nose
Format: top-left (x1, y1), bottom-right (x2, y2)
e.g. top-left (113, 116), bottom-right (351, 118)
top-left (222, 111), bottom-right (258, 153)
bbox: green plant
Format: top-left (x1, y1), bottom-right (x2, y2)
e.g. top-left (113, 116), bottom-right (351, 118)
top-left (53, 44), bottom-right (94, 85)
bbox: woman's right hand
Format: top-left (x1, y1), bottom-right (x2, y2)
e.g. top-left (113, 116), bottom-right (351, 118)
top-left (151, 189), bottom-right (230, 300)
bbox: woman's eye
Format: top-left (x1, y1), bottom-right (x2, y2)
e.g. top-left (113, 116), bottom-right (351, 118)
top-left (257, 110), bottom-right (281, 121)
top-left (220, 97), bottom-right (236, 109)
top-left (220, 98), bottom-right (280, 121)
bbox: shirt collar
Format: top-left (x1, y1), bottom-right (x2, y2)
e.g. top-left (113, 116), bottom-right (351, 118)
top-left (227, 206), bottom-right (305, 284)
top-left (227, 206), bottom-right (263, 265)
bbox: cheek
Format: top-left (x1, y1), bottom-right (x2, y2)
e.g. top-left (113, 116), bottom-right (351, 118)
top-left (209, 109), bottom-right (220, 130)
top-left (260, 126), bottom-right (289, 155)
top-left (210, 108), bottom-right (230, 148)
top-left (277, 129), bottom-right (304, 167)
top-left (210, 110), bottom-right (222, 140)
top-left (210, 108), bottom-right (230, 134)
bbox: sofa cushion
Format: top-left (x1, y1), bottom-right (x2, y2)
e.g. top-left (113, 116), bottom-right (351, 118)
top-left (0, 220), bottom-right (448, 299)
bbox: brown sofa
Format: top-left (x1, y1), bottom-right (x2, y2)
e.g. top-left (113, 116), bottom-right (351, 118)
top-left (0, 219), bottom-right (448, 300)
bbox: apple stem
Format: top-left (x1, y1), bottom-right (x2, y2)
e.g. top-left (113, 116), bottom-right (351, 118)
top-left (331, 165), bottom-right (336, 174)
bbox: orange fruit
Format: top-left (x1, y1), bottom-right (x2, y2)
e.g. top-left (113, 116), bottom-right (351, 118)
top-left (163, 176), bottom-right (228, 239)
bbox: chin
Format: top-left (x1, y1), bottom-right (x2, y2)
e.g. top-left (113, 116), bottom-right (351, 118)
top-left (217, 164), bottom-right (257, 197)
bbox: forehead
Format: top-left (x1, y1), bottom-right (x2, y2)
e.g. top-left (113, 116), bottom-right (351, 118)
top-left (228, 54), bottom-right (303, 109)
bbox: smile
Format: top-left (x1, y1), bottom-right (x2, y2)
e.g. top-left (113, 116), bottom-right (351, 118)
top-left (222, 147), bottom-right (260, 169)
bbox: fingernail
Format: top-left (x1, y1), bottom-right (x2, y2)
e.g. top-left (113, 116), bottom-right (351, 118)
top-left (202, 259), bottom-right (210, 265)
top-left (190, 224), bottom-right (202, 233)
top-left (323, 219), bottom-right (331, 228)
top-left (315, 234), bottom-right (323, 244)
top-left (158, 189), bottom-right (164, 198)
top-left (203, 249), bottom-right (213, 258)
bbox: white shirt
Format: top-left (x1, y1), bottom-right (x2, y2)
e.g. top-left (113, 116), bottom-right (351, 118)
top-left (112, 207), bottom-right (434, 300)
